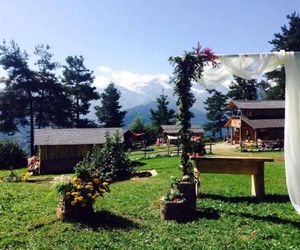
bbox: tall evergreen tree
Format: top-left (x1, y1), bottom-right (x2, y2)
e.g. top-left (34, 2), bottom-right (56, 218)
top-left (227, 76), bottom-right (257, 100)
top-left (95, 82), bottom-right (126, 127)
top-left (150, 90), bottom-right (175, 126)
top-left (62, 55), bottom-right (99, 127)
top-left (204, 90), bottom-right (228, 138)
top-left (0, 40), bottom-right (37, 154)
top-left (264, 12), bottom-right (300, 100)
top-left (129, 116), bottom-right (145, 133)
top-left (34, 44), bottom-right (72, 128)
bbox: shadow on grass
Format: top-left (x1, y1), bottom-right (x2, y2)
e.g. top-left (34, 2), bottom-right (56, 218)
top-left (177, 208), bottom-right (221, 224)
top-left (228, 211), bottom-right (300, 229)
top-left (201, 193), bottom-right (290, 204)
top-left (75, 210), bottom-right (139, 231)
top-left (131, 161), bottom-right (147, 167)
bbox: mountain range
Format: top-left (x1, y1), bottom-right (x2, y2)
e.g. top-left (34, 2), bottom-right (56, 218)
top-left (0, 79), bottom-right (227, 151)
top-left (91, 79), bottom-right (227, 127)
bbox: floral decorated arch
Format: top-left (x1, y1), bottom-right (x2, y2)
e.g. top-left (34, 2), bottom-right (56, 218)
top-left (195, 50), bottom-right (300, 215)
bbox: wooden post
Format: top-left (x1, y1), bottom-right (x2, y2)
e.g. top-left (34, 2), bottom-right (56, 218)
top-left (251, 162), bottom-right (265, 199)
top-left (192, 162), bottom-right (201, 198)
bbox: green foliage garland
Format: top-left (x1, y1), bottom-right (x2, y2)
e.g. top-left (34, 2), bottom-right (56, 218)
top-left (169, 45), bottom-right (217, 176)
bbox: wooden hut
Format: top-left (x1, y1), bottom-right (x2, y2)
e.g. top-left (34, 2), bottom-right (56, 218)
top-left (158, 124), bottom-right (204, 155)
top-left (159, 124), bottom-right (204, 141)
top-left (226, 100), bottom-right (285, 143)
top-left (34, 128), bottom-right (123, 174)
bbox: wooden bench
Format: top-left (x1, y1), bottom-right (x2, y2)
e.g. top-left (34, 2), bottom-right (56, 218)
top-left (190, 156), bottom-right (274, 199)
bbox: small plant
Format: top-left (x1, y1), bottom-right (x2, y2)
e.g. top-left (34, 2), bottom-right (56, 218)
top-left (162, 176), bottom-right (185, 203)
top-left (22, 171), bottom-right (33, 182)
top-left (4, 170), bottom-right (22, 182)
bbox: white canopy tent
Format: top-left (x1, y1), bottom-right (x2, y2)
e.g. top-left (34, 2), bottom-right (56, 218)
top-left (195, 50), bottom-right (300, 215)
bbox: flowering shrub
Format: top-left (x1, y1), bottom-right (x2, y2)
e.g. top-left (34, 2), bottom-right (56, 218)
top-left (75, 131), bottom-right (133, 182)
top-left (55, 173), bottom-right (110, 210)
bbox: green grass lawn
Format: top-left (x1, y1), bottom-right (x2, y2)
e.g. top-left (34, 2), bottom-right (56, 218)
top-left (1, 150), bottom-right (300, 249)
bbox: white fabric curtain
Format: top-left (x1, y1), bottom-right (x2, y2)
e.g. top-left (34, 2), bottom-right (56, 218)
top-left (196, 51), bottom-right (300, 215)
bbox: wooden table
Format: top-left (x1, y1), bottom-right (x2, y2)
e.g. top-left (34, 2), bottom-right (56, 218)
top-left (190, 156), bottom-right (274, 199)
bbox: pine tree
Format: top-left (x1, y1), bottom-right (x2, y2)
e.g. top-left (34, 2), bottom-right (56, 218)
top-left (95, 82), bottom-right (126, 127)
top-left (0, 40), bottom-right (37, 154)
top-left (62, 55), bottom-right (99, 127)
top-left (265, 12), bottom-right (300, 100)
top-left (129, 116), bottom-right (145, 133)
top-left (204, 90), bottom-right (228, 138)
top-left (34, 44), bottom-right (72, 128)
top-left (227, 76), bottom-right (257, 100)
top-left (150, 90), bottom-right (175, 126)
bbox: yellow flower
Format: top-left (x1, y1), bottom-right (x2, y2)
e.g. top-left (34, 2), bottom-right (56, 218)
top-left (76, 196), bottom-right (83, 202)
top-left (71, 192), bottom-right (79, 196)
top-left (99, 188), bottom-right (106, 194)
top-left (71, 200), bottom-right (77, 206)
top-left (85, 184), bottom-right (93, 190)
top-left (93, 178), bottom-right (100, 185)
top-left (102, 182), bottom-right (110, 191)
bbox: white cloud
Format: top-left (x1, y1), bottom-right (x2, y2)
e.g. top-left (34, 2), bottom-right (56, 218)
top-left (94, 76), bottom-right (112, 89)
top-left (94, 66), bottom-right (170, 92)
top-left (98, 66), bottom-right (113, 73)
top-left (191, 86), bottom-right (205, 95)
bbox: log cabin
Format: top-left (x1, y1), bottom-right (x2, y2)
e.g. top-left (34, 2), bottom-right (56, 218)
top-left (225, 100), bottom-right (285, 144)
top-left (34, 128), bottom-right (123, 174)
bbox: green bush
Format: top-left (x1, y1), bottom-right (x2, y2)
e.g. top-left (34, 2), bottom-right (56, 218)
top-left (0, 140), bottom-right (27, 170)
top-left (75, 131), bottom-right (133, 182)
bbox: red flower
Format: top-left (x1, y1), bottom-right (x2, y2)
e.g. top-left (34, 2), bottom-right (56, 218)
top-left (203, 47), bottom-right (218, 61)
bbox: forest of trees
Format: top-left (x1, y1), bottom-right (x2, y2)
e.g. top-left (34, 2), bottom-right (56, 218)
top-left (1, 12), bottom-right (299, 150)
top-left (0, 41), bottom-right (127, 154)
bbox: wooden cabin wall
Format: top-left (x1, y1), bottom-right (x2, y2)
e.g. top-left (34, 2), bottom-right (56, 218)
top-left (241, 121), bottom-right (256, 141)
top-left (39, 144), bottom-right (102, 174)
top-left (242, 109), bottom-right (285, 119)
top-left (40, 144), bottom-right (97, 161)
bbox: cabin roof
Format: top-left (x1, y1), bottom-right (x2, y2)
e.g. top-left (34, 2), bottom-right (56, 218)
top-left (34, 128), bottom-right (124, 146)
top-left (228, 100), bottom-right (285, 110)
top-left (160, 124), bottom-right (204, 134)
top-left (241, 116), bottom-right (285, 129)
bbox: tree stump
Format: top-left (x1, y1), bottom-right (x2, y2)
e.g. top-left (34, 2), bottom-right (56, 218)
top-left (160, 198), bottom-right (187, 221)
top-left (177, 181), bottom-right (196, 216)
top-left (56, 203), bottom-right (94, 221)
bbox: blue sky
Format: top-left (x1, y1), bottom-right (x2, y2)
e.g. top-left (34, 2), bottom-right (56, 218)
top-left (0, 0), bottom-right (300, 91)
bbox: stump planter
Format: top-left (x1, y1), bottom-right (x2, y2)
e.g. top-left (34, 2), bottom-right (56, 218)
top-left (177, 181), bottom-right (197, 216)
top-left (56, 196), bottom-right (94, 221)
top-left (56, 205), bottom-right (94, 221)
top-left (160, 198), bottom-right (187, 221)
